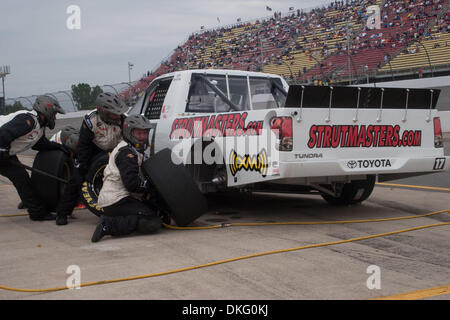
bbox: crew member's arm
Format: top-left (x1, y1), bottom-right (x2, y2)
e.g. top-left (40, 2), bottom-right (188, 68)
top-left (32, 133), bottom-right (67, 152)
top-left (0, 113), bottom-right (35, 152)
top-left (115, 147), bottom-right (147, 194)
top-left (76, 121), bottom-right (95, 177)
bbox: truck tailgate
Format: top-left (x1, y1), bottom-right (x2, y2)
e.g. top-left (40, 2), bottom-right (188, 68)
top-left (277, 85), bottom-right (449, 178)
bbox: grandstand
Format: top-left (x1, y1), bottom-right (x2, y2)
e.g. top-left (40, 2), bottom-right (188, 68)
top-left (123, 0), bottom-right (450, 99)
top-left (378, 26), bottom-right (450, 76)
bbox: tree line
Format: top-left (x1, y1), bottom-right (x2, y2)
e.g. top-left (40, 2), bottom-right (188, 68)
top-left (1, 83), bottom-right (104, 115)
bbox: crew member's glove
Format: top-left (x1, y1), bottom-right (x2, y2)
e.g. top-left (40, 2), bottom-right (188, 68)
top-left (0, 148), bottom-right (10, 164)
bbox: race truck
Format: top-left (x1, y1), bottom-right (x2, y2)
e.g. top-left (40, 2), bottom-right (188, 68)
top-left (30, 69), bottom-right (448, 225)
top-left (126, 69), bottom-right (449, 206)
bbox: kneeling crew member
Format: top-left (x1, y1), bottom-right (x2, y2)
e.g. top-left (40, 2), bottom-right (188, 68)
top-left (55, 93), bottom-right (127, 223)
top-left (92, 115), bottom-right (161, 242)
top-left (0, 95), bottom-right (67, 221)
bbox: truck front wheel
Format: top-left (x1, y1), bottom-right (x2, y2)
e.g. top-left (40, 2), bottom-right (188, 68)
top-left (320, 175), bottom-right (376, 205)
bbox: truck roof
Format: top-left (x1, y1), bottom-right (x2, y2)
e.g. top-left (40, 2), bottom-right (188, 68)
top-left (152, 69), bottom-right (284, 81)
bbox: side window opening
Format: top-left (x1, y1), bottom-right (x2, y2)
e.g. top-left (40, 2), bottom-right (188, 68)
top-left (144, 77), bottom-right (173, 120)
top-left (186, 75), bottom-right (229, 113)
top-left (185, 74), bottom-right (286, 113)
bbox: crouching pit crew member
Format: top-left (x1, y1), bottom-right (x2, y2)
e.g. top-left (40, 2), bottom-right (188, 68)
top-left (92, 114), bottom-right (161, 242)
top-left (55, 93), bottom-right (127, 224)
top-left (0, 95), bottom-right (67, 221)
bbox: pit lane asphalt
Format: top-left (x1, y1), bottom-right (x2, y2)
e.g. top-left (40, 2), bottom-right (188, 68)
top-left (0, 119), bottom-right (448, 300)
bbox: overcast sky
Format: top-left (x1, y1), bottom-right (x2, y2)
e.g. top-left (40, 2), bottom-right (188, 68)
top-left (0, 0), bottom-right (332, 103)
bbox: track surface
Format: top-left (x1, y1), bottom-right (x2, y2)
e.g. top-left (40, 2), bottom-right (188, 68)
top-left (0, 117), bottom-right (448, 300)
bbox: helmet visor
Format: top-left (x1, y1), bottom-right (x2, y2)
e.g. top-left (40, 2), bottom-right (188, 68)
top-left (99, 108), bottom-right (122, 125)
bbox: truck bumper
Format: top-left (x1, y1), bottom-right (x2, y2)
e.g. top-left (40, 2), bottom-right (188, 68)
top-left (278, 156), bottom-right (450, 179)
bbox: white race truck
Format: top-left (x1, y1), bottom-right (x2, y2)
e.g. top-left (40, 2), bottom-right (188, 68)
top-left (128, 69), bottom-right (449, 205)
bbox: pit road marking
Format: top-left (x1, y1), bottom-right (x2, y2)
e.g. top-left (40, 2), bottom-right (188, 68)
top-left (375, 284), bottom-right (450, 300)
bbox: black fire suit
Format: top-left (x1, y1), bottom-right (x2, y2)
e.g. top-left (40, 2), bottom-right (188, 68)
top-left (0, 112), bottom-right (66, 220)
top-left (56, 111), bottom-right (121, 218)
top-left (94, 144), bottom-right (161, 241)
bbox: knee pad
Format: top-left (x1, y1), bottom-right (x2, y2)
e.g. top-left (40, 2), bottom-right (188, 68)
top-left (137, 216), bottom-right (162, 234)
top-left (103, 215), bottom-right (139, 236)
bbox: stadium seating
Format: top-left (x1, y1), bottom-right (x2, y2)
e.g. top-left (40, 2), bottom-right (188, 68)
top-left (378, 13), bottom-right (450, 75)
top-left (123, 0), bottom-right (450, 97)
top-left (302, 0), bottom-right (448, 82)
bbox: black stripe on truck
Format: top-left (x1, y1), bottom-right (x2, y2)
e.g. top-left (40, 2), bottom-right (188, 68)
top-left (285, 85), bottom-right (440, 110)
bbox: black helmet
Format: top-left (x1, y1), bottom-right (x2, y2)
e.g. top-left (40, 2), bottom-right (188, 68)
top-left (65, 133), bottom-right (80, 154)
top-left (122, 115), bottom-right (152, 153)
top-left (95, 92), bottom-right (128, 125)
top-left (60, 125), bottom-right (79, 146)
top-left (33, 95), bottom-right (66, 130)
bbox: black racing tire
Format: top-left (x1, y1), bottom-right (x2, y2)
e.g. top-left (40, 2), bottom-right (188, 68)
top-left (321, 175), bottom-right (376, 205)
top-left (31, 150), bottom-right (72, 212)
top-left (80, 152), bottom-right (109, 216)
top-left (142, 148), bottom-right (208, 227)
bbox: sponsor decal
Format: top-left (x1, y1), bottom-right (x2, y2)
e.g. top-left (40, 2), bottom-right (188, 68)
top-left (84, 117), bottom-right (93, 129)
top-left (229, 149), bottom-right (268, 177)
top-left (294, 153), bottom-right (323, 159)
top-left (81, 182), bottom-right (104, 212)
top-left (347, 159), bottom-right (392, 169)
top-left (170, 112), bottom-right (263, 139)
top-left (433, 158), bottom-right (446, 170)
top-left (307, 125), bottom-right (422, 148)
top-left (347, 160), bottom-right (357, 169)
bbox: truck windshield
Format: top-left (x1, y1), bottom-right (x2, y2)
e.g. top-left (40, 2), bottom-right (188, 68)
top-left (186, 74), bottom-right (286, 113)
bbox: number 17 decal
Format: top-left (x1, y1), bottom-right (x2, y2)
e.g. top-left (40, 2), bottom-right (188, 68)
top-left (433, 158), bottom-right (446, 170)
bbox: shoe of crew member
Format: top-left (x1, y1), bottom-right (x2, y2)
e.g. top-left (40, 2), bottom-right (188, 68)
top-left (91, 214), bottom-right (160, 242)
top-left (91, 218), bottom-right (110, 243)
top-left (56, 215), bottom-right (68, 226)
top-left (29, 212), bottom-right (57, 221)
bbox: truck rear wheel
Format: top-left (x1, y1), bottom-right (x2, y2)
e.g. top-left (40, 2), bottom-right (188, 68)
top-left (80, 152), bottom-right (109, 216)
top-left (320, 175), bottom-right (376, 205)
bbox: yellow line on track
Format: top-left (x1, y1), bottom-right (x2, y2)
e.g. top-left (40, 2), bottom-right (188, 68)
top-left (163, 209), bottom-right (449, 230)
top-left (0, 214), bottom-right (27, 218)
top-left (374, 284), bottom-right (450, 300)
top-left (376, 182), bottom-right (450, 192)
